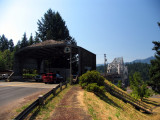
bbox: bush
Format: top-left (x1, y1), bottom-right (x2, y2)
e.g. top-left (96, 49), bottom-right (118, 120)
top-left (23, 73), bottom-right (37, 79)
top-left (79, 70), bottom-right (105, 94)
top-left (79, 70), bottom-right (105, 87)
top-left (86, 83), bottom-right (105, 94)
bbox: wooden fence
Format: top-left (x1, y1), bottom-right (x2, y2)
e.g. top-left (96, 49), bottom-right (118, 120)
top-left (105, 82), bottom-right (153, 114)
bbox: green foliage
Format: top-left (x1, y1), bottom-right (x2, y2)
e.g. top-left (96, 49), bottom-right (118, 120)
top-left (34, 32), bottom-right (41, 44)
top-left (86, 83), bottom-right (105, 94)
top-left (37, 9), bottom-right (76, 45)
top-left (117, 80), bottom-right (122, 89)
top-left (130, 72), bottom-right (151, 100)
top-left (29, 33), bottom-right (34, 45)
top-left (0, 34), bottom-right (9, 51)
top-left (96, 65), bottom-right (104, 73)
top-left (8, 39), bottom-right (14, 52)
top-left (0, 34), bottom-right (15, 71)
top-left (125, 62), bottom-right (150, 82)
top-left (79, 70), bottom-right (105, 94)
top-left (0, 51), bottom-right (5, 71)
top-left (0, 50), bottom-right (14, 71)
top-left (23, 73), bottom-right (37, 79)
top-left (150, 39), bottom-right (160, 92)
top-left (79, 70), bottom-right (105, 87)
top-left (21, 32), bottom-right (28, 48)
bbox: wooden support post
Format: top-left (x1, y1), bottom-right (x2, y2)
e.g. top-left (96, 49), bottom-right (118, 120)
top-left (52, 89), bottom-right (56, 96)
top-left (39, 95), bottom-right (44, 106)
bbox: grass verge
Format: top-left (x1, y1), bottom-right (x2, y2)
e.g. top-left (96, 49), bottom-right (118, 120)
top-left (14, 84), bottom-right (72, 120)
top-left (84, 89), bottom-right (160, 120)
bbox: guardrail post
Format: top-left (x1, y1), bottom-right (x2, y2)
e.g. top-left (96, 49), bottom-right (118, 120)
top-left (60, 82), bottom-right (62, 91)
top-left (39, 95), bottom-right (44, 106)
top-left (52, 88), bottom-right (56, 96)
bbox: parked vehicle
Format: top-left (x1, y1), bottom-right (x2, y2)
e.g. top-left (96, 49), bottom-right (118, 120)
top-left (1, 74), bottom-right (8, 79)
top-left (43, 73), bottom-right (63, 84)
top-left (35, 74), bottom-right (46, 82)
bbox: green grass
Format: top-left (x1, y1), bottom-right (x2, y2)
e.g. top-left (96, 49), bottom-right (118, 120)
top-left (115, 111), bottom-right (120, 119)
top-left (34, 84), bottom-right (72, 120)
top-left (108, 116), bottom-right (112, 120)
top-left (14, 84), bottom-right (71, 120)
top-left (83, 87), bottom-right (160, 120)
top-left (16, 103), bottom-right (31, 113)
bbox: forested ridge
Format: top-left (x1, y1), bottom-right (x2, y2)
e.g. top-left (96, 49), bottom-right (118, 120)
top-left (96, 63), bottom-right (150, 82)
top-left (125, 63), bottom-right (150, 82)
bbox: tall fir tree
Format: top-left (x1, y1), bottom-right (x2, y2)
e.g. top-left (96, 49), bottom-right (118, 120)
top-left (0, 34), bottom-right (9, 51)
top-left (8, 39), bottom-right (14, 52)
top-left (37, 9), bottom-right (76, 45)
top-left (14, 40), bottom-right (21, 52)
top-left (130, 72), bottom-right (150, 100)
top-left (34, 32), bottom-right (41, 44)
top-left (150, 22), bottom-right (160, 92)
top-left (29, 33), bottom-right (34, 45)
top-left (20, 32), bottom-right (28, 48)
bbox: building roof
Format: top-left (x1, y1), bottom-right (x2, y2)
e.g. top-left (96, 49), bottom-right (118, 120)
top-left (27, 40), bottom-right (65, 48)
top-left (15, 40), bottom-right (95, 59)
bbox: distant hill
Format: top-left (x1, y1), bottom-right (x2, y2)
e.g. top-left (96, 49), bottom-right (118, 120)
top-left (129, 56), bottom-right (155, 64)
top-left (96, 64), bottom-right (104, 67)
top-left (97, 56), bottom-right (155, 67)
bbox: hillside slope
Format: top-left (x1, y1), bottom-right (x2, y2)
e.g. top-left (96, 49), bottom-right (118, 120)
top-left (83, 80), bottom-right (160, 120)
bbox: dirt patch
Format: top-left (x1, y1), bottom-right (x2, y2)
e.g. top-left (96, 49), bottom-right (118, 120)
top-left (50, 86), bottom-right (92, 120)
top-left (0, 89), bottom-right (50, 120)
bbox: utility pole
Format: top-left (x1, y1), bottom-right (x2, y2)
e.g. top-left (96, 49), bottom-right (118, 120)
top-left (104, 54), bottom-right (107, 77)
top-left (64, 46), bottom-right (72, 84)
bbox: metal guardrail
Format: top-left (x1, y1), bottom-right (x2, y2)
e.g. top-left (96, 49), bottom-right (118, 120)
top-left (14, 82), bottom-right (67, 120)
top-left (105, 83), bottom-right (152, 113)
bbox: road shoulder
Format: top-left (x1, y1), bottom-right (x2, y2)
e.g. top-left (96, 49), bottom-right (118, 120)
top-left (50, 86), bottom-right (92, 120)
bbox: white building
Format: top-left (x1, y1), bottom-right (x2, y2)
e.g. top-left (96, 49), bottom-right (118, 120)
top-left (107, 57), bottom-right (128, 86)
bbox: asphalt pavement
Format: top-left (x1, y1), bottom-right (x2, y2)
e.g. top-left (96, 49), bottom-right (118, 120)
top-left (0, 81), bottom-right (58, 107)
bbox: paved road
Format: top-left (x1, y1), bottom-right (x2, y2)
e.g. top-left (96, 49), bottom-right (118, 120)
top-left (0, 81), bottom-right (58, 107)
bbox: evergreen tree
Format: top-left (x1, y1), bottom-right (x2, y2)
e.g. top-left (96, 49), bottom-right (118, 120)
top-left (8, 39), bottom-right (14, 52)
top-left (0, 51), bottom-right (5, 71)
top-left (149, 22), bottom-right (160, 92)
top-left (3, 50), bottom-right (12, 70)
top-left (37, 9), bottom-right (76, 45)
top-left (0, 34), bottom-right (9, 51)
top-left (126, 62), bottom-right (150, 82)
top-left (34, 32), bottom-right (41, 44)
top-left (14, 40), bottom-right (21, 52)
top-left (130, 72), bottom-right (150, 100)
top-left (29, 33), bottom-right (34, 45)
top-left (20, 32), bottom-right (28, 48)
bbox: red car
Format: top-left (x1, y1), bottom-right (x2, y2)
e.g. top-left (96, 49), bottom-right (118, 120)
top-left (43, 73), bottom-right (63, 84)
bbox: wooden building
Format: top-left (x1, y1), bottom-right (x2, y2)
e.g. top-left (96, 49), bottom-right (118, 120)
top-left (12, 40), bottom-right (96, 80)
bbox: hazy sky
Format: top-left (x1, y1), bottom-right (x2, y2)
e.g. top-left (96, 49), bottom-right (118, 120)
top-left (0, 0), bottom-right (160, 63)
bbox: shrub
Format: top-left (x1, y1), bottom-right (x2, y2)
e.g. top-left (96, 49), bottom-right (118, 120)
top-left (86, 83), bottom-right (105, 94)
top-left (79, 70), bottom-right (105, 94)
top-left (79, 70), bottom-right (105, 87)
top-left (23, 73), bottom-right (37, 79)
